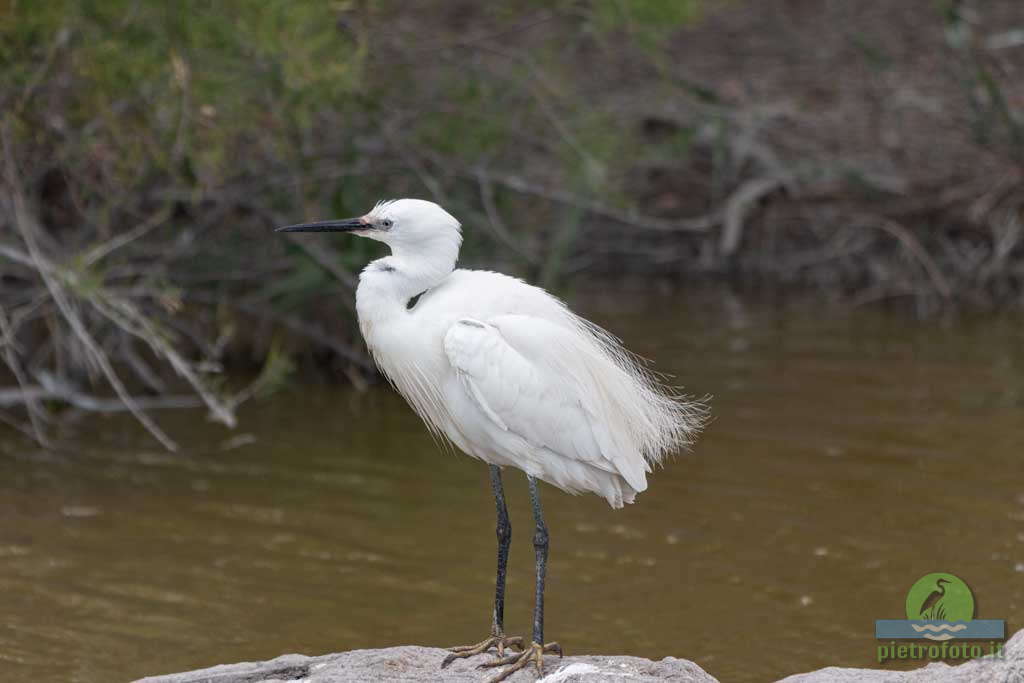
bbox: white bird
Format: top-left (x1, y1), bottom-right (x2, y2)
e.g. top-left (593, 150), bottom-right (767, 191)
top-left (277, 199), bottom-right (706, 681)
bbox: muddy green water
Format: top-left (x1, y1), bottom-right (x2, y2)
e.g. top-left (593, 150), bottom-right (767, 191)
top-left (1, 292), bottom-right (1022, 683)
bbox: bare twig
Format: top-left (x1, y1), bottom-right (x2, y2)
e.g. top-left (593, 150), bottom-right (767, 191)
top-left (12, 28), bottom-right (71, 116)
top-left (858, 215), bottom-right (953, 299)
top-left (0, 375), bottom-right (203, 412)
top-left (3, 127), bottom-right (179, 450)
top-left (383, 123), bottom-right (449, 203)
top-left (468, 43), bottom-right (596, 169)
top-left (183, 291), bottom-right (374, 371)
top-left (475, 168), bottom-right (539, 264)
top-left (85, 291), bottom-right (237, 427)
top-left (284, 234), bottom-right (358, 291)
top-left (120, 338), bottom-right (167, 393)
top-left (441, 161), bottom-right (718, 233)
top-left (0, 305), bottom-right (50, 447)
top-left (81, 204), bottom-right (174, 268)
top-left (3, 200), bottom-right (238, 434)
top-left (720, 176), bottom-right (786, 256)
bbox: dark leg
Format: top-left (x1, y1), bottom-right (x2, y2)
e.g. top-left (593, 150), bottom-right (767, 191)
top-left (528, 474), bottom-right (548, 645)
top-left (492, 464), bottom-right (512, 636)
top-left (479, 476), bottom-right (562, 681)
top-left (441, 466), bottom-right (523, 667)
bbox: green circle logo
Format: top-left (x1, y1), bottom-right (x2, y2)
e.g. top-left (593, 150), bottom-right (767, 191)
top-left (905, 573), bottom-right (974, 621)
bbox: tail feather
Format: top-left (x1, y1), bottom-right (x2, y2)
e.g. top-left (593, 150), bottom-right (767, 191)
top-left (564, 311), bottom-right (709, 467)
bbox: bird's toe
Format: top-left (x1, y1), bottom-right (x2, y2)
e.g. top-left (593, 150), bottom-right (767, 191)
top-left (480, 641), bottom-right (563, 682)
top-left (440, 633), bottom-right (524, 668)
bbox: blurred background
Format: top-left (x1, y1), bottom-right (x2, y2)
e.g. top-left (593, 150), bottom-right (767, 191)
top-left (1, 1), bottom-right (1022, 682)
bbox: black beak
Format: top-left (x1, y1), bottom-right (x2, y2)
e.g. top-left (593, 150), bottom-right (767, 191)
top-left (275, 217), bottom-right (368, 233)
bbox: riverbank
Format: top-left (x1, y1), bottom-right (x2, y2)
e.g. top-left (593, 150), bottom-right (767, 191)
top-left (3, 0), bottom-right (1023, 450)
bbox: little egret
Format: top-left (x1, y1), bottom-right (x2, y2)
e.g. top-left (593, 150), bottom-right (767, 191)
top-left (277, 199), bottom-right (706, 681)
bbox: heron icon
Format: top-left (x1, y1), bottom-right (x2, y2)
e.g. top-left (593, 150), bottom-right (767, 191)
top-left (917, 578), bottom-right (951, 620)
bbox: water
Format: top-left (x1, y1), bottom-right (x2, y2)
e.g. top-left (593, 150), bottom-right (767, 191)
top-left (1, 291), bottom-right (1022, 682)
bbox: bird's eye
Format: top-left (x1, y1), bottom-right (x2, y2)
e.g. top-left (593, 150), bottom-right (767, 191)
top-left (382, 218), bottom-right (393, 229)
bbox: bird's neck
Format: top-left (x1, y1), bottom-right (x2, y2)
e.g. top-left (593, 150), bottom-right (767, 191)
top-left (393, 241), bottom-right (458, 296)
top-left (355, 245), bottom-right (457, 330)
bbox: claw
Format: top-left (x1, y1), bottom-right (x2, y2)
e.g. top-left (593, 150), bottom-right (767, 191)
top-left (482, 641), bottom-right (563, 682)
top-left (501, 636), bottom-right (525, 656)
top-left (476, 652), bottom-right (521, 669)
top-left (441, 651), bottom-right (465, 669)
top-left (440, 633), bottom-right (524, 669)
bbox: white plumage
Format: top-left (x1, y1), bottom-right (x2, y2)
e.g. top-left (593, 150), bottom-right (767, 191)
top-left (322, 198), bottom-right (705, 508)
top-left (279, 198), bottom-right (707, 677)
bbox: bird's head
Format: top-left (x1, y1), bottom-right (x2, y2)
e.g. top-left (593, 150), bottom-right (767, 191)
top-left (276, 198), bottom-right (462, 253)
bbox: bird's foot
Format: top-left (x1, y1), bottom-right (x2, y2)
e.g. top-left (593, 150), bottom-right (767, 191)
top-left (441, 632), bottom-right (525, 668)
top-left (477, 640), bottom-right (562, 682)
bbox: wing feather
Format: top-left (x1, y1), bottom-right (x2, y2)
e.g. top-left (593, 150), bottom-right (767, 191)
top-left (443, 316), bottom-right (649, 492)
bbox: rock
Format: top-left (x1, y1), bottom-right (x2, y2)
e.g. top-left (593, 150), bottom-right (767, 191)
top-left (136, 629), bottom-right (1024, 683)
top-left (133, 646), bottom-right (718, 682)
top-left (777, 629), bottom-right (1024, 683)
